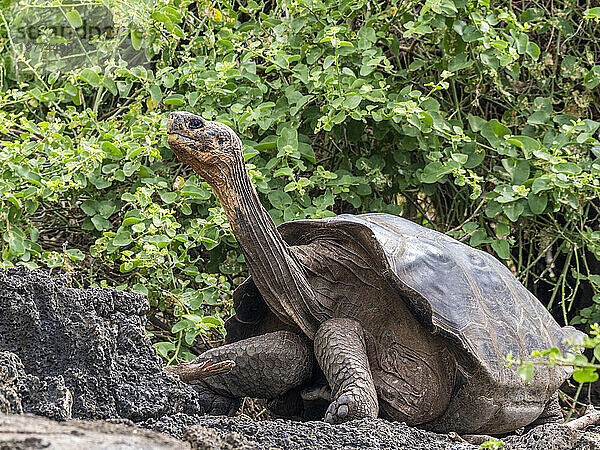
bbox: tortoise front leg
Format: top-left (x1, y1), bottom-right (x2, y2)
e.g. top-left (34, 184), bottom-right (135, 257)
top-left (314, 318), bottom-right (378, 423)
top-left (167, 331), bottom-right (313, 415)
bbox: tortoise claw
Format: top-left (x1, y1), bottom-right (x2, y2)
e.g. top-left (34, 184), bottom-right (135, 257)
top-left (324, 393), bottom-right (369, 424)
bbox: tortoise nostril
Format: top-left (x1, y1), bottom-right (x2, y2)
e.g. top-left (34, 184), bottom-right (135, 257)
top-left (189, 118), bottom-right (204, 130)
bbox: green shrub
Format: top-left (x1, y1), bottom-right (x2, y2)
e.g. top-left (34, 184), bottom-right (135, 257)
top-left (1, 0), bottom-right (599, 362)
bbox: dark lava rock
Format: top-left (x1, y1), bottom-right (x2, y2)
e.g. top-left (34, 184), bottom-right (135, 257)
top-left (151, 415), bottom-right (600, 450)
top-left (0, 351), bottom-right (72, 420)
top-left (503, 423), bottom-right (600, 450)
top-left (0, 266), bottom-right (205, 422)
top-left (0, 413), bottom-right (188, 449)
top-left (184, 424), bottom-right (257, 450)
top-left (148, 415), bottom-right (475, 450)
top-left (141, 412), bottom-right (210, 439)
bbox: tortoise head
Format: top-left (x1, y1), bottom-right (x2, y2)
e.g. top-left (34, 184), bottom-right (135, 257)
top-left (167, 111), bottom-right (243, 186)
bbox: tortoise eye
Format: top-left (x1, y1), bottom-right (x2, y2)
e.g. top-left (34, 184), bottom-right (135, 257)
top-left (189, 118), bottom-right (204, 130)
top-left (217, 136), bottom-right (227, 145)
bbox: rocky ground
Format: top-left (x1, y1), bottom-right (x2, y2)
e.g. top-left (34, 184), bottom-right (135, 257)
top-left (0, 267), bottom-right (599, 449)
top-left (0, 413), bottom-right (187, 449)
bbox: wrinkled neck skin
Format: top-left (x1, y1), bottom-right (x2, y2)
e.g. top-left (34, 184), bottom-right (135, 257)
top-left (197, 154), bottom-right (319, 339)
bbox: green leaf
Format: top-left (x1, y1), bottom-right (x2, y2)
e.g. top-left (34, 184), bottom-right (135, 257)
top-left (4, 230), bottom-right (25, 255)
top-left (273, 167), bottom-right (294, 178)
top-left (527, 110), bottom-right (550, 125)
top-left (113, 230), bottom-right (132, 247)
top-left (243, 147), bottom-right (259, 161)
top-left (344, 95), bottom-right (362, 109)
top-left (277, 126), bottom-right (298, 153)
top-left (420, 162), bottom-right (454, 183)
top-left (65, 248), bottom-right (85, 261)
top-left (555, 162), bottom-right (582, 175)
top-left (478, 119), bottom-right (510, 147)
top-left (91, 215), bottom-right (111, 231)
top-left (149, 84), bottom-right (163, 103)
top-left (183, 314), bottom-right (204, 323)
top-left (154, 342), bottom-right (175, 358)
top-left (462, 25), bottom-right (482, 42)
top-left (491, 239), bottom-right (510, 259)
top-left (152, 10), bottom-right (171, 24)
top-left (448, 53), bottom-right (474, 72)
top-left (496, 223), bottom-right (510, 238)
top-left (30, 87), bottom-right (42, 101)
top-left (202, 316), bottom-right (222, 327)
top-left (254, 137), bottom-right (277, 152)
top-left (502, 159), bottom-right (530, 185)
top-left (172, 320), bottom-right (189, 333)
top-left (66, 9), bottom-right (82, 28)
top-left (97, 201), bottom-right (117, 218)
top-left (132, 223), bottom-right (146, 233)
top-left (469, 229), bottom-right (489, 247)
top-left (268, 191), bottom-right (292, 210)
top-left (517, 363), bottom-right (534, 382)
top-left (132, 284), bottom-right (148, 296)
top-left (584, 66), bottom-right (600, 89)
top-left (164, 94), bottom-right (184, 106)
top-left (103, 77), bottom-right (117, 96)
top-left (573, 368), bottom-right (599, 383)
top-left (531, 177), bottom-right (553, 194)
top-left (79, 68), bottom-right (100, 87)
top-left (131, 30), bottom-right (143, 51)
top-left (181, 185), bottom-right (210, 199)
top-left (121, 193), bottom-right (137, 203)
top-left (332, 111), bottom-right (346, 124)
top-left (513, 160), bottom-right (530, 185)
top-left (585, 7), bottom-right (600, 19)
top-left (160, 191), bottom-right (179, 204)
top-left (451, 153), bottom-right (468, 164)
top-left (180, 203), bottom-right (192, 215)
top-left (80, 199), bottom-right (98, 216)
top-left (528, 192), bottom-right (548, 214)
top-left (358, 26), bottom-right (376, 47)
top-left (103, 141), bottom-right (122, 158)
top-left (505, 136), bottom-right (540, 159)
top-left (63, 82), bottom-right (78, 96)
top-left (526, 42), bottom-right (540, 60)
top-left (298, 142), bottom-right (316, 164)
top-left (504, 201), bottom-right (524, 222)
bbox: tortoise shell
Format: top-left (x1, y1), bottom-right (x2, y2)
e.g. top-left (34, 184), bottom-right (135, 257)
top-left (226, 213), bottom-right (580, 432)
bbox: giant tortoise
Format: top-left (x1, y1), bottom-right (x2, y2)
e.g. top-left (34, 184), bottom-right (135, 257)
top-left (165, 111), bottom-right (582, 434)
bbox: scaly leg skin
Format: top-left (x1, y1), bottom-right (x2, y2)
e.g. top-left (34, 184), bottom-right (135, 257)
top-left (314, 318), bottom-right (378, 423)
top-left (174, 331), bottom-right (314, 415)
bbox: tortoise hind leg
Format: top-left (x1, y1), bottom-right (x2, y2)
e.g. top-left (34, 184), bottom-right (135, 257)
top-left (314, 318), bottom-right (379, 423)
top-left (371, 330), bottom-right (456, 426)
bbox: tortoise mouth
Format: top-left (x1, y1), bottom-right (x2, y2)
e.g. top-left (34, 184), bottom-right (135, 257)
top-left (169, 132), bottom-right (197, 144)
top-left (169, 132), bottom-right (198, 144)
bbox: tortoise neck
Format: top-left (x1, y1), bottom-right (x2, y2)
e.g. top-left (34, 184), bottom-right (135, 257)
top-left (208, 156), bottom-right (318, 338)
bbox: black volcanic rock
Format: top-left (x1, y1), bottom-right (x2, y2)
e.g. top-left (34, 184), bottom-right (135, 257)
top-left (0, 266), bottom-right (205, 422)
